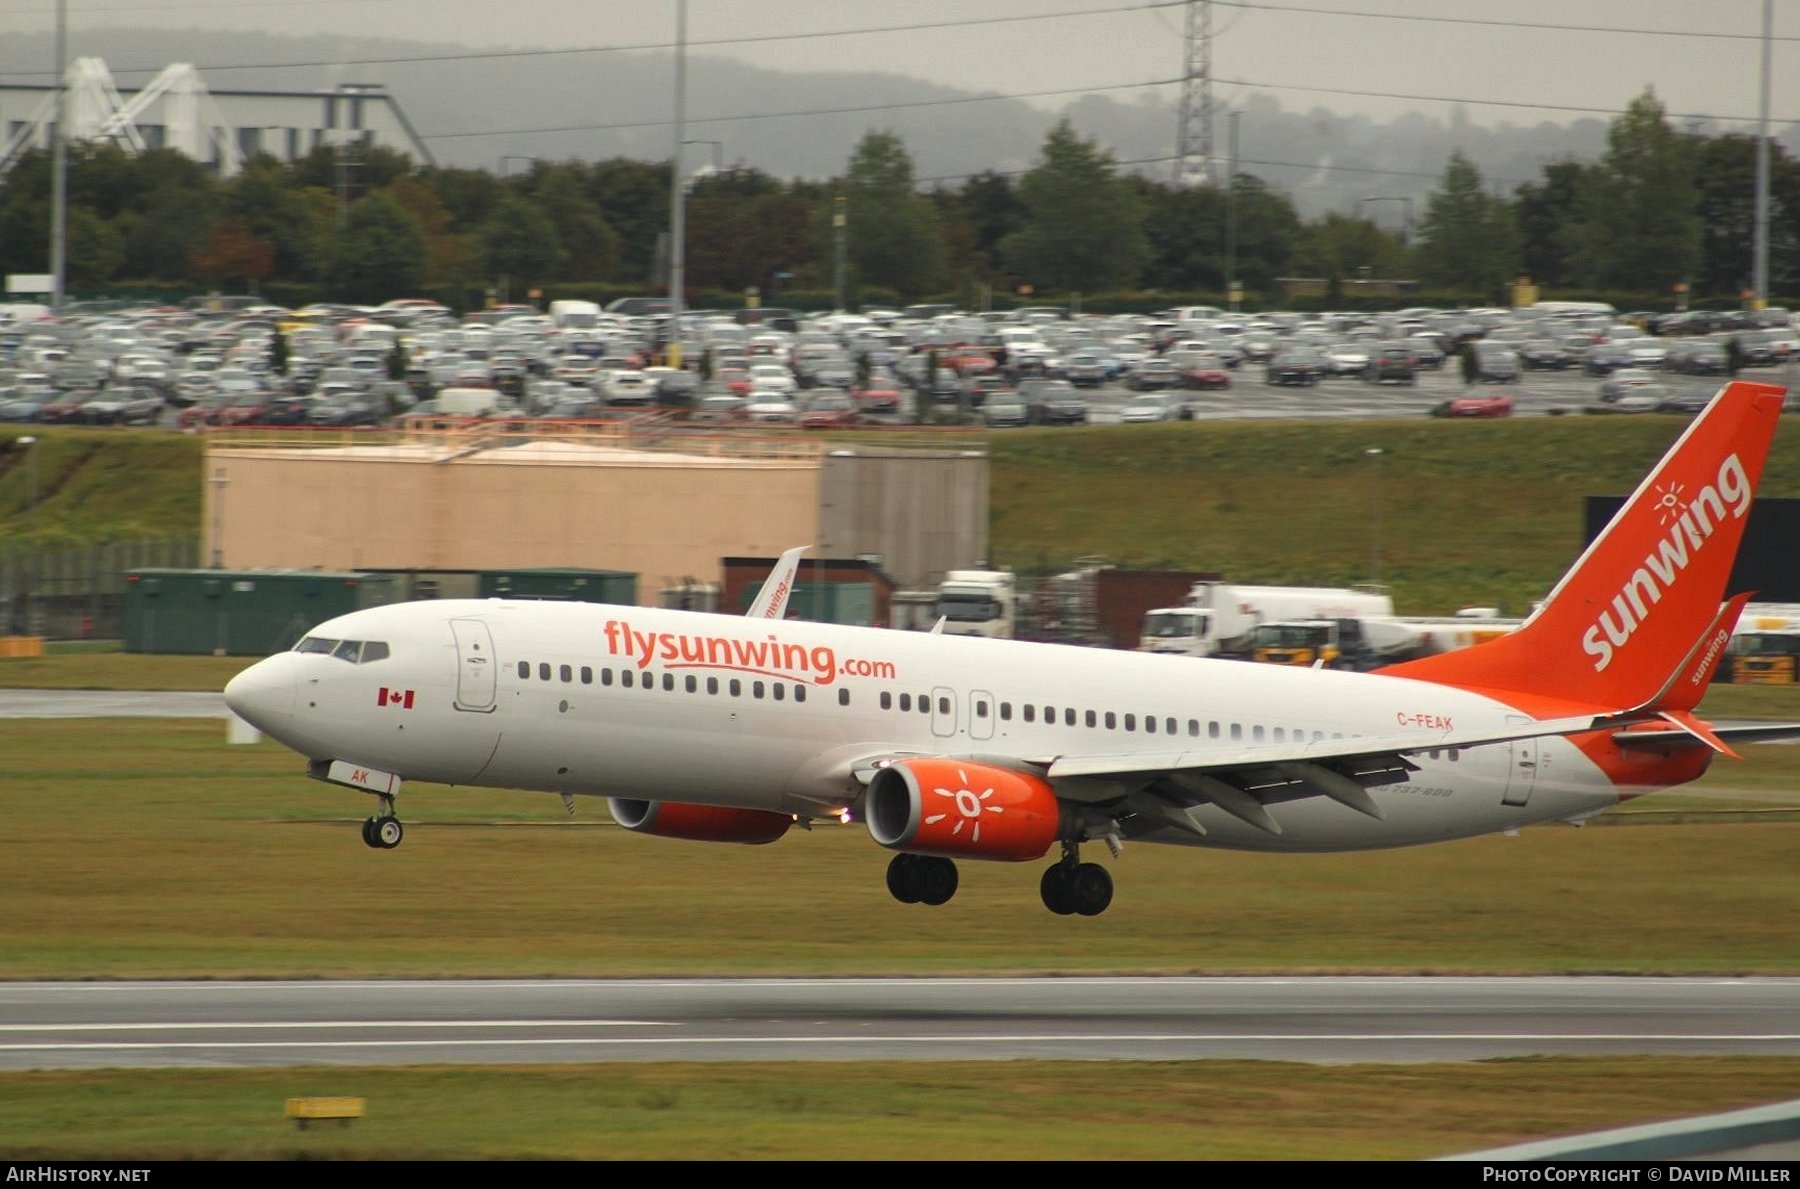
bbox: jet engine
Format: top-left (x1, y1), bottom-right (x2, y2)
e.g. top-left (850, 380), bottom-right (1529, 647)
top-left (865, 759), bottom-right (1064, 861)
top-left (607, 798), bottom-right (793, 845)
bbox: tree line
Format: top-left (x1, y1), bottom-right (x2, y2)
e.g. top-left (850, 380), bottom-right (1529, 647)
top-left (0, 88), bottom-right (1793, 314)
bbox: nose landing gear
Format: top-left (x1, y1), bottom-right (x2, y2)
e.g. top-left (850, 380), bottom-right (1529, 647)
top-left (360, 793), bottom-right (403, 850)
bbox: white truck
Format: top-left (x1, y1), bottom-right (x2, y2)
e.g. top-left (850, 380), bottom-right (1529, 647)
top-left (1138, 581), bottom-right (1395, 658)
top-left (935, 570), bottom-right (1018, 638)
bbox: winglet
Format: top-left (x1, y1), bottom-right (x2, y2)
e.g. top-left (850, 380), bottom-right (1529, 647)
top-left (746, 546), bottom-right (809, 619)
top-left (1377, 381), bottom-right (1785, 710)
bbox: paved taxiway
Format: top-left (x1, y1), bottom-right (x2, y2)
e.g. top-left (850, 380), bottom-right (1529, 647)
top-left (1, 976), bottom-right (1795, 1071)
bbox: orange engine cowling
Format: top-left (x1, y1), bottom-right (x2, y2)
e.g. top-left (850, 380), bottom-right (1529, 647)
top-left (607, 798), bottom-right (793, 845)
top-left (865, 759), bottom-right (1064, 862)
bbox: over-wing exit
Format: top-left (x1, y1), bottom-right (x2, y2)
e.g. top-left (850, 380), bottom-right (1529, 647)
top-left (224, 380), bottom-right (1800, 916)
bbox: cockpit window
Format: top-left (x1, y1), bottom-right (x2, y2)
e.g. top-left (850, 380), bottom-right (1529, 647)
top-left (294, 636), bottom-right (390, 664)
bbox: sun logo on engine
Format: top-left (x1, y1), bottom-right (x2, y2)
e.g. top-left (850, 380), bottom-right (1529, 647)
top-left (1651, 480), bottom-right (1688, 527)
top-left (923, 767), bottom-right (1005, 843)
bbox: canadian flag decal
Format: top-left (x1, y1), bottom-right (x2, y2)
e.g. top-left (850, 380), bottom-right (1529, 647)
top-left (377, 687), bottom-right (415, 709)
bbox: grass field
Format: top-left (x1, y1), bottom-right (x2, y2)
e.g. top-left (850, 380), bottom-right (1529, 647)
top-left (1, 709), bottom-right (1798, 1157)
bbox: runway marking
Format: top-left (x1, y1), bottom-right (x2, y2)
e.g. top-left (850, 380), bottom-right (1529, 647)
top-left (2, 1033), bottom-right (1798, 1053)
top-left (0, 1020), bottom-right (669, 1032)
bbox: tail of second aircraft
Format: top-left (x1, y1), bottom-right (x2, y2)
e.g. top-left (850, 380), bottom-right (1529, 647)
top-left (1377, 380), bottom-right (1787, 711)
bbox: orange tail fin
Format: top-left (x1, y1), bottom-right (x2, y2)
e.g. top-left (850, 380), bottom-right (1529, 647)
top-left (1378, 381), bottom-right (1786, 709)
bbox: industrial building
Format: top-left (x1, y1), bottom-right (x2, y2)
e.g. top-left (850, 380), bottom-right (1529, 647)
top-left (201, 423), bottom-right (990, 611)
top-left (0, 58), bottom-right (432, 177)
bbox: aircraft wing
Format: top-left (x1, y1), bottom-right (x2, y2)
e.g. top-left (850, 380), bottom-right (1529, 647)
top-left (1043, 713), bottom-right (1606, 783)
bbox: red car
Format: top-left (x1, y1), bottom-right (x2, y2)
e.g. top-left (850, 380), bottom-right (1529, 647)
top-left (797, 393), bottom-right (861, 429)
top-left (853, 383), bottom-right (902, 413)
top-left (1439, 393), bottom-right (1514, 418)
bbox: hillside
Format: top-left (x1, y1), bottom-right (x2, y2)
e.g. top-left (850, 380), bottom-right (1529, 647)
top-left (6, 414), bottom-right (1800, 616)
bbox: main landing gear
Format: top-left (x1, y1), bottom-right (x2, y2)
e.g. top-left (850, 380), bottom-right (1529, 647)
top-left (360, 792), bottom-right (403, 850)
top-left (883, 841), bottom-right (1116, 916)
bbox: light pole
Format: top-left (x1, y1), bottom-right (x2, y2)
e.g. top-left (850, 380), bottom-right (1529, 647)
top-left (18, 435), bottom-right (38, 636)
top-left (17, 436), bottom-right (36, 539)
top-left (832, 196), bottom-right (847, 313)
top-left (209, 467), bottom-right (228, 569)
top-left (1364, 447), bottom-right (1384, 586)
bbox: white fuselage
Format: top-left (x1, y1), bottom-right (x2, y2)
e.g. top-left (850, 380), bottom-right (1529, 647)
top-left (225, 598), bottom-right (1628, 854)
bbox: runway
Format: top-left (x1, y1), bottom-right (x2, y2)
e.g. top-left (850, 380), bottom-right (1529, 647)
top-left (1, 976), bottom-right (1795, 1070)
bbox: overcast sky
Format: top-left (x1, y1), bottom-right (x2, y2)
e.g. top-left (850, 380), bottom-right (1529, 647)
top-left (4, 0), bottom-right (1792, 132)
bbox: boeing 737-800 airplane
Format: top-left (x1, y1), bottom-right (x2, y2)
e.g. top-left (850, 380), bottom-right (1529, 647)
top-left (225, 380), bottom-right (1799, 916)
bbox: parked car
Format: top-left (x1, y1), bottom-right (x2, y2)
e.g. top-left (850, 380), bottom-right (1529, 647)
top-left (797, 392), bottom-right (860, 429)
top-left (1265, 348), bottom-right (1327, 386)
top-left (1469, 342), bottom-right (1521, 383)
top-left (1363, 343), bottom-right (1417, 385)
top-left (1119, 393), bottom-right (1186, 423)
top-left (1664, 340), bottom-right (1729, 376)
top-left (1168, 350), bottom-right (1232, 389)
top-left (852, 381), bottom-right (903, 414)
top-left (743, 396), bottom-right (799, 423)
top-left (981, 392), bottom-right (1035, 428)
top-left (1432, 392), bottom-right (1514, 418)
top-left (78, 384), bottom-right (164, 426)
top-left (1016, 378), bottom-right (1087, 425)
top-left (1598, 367), bottom-right (1661, 403)
top-left (1126, 358), bottom-right (1180, 390)
top-left (1518, 339), bottom-right (1575, 370)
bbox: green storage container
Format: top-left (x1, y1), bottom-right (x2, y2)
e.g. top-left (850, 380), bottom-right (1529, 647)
top-left (477, 568), bottom-right (637, 605)
top-left (123, 569), bottom-right (396, 657)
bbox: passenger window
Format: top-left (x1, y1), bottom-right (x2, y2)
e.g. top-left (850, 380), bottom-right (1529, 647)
top-left (919, 695), bottom-right (930, 715)
top-left (836, 688), bottom-right (848, 706)
top-left (1086, 710), bottom-right (1097, 728)
top-left (1209, 721), bottom-right (1221, 739)
top-left (1253, 725), bottom-right (1265, 742)
top-left (794, 685), bottom-right (806, 703)
top-left (1145, 715), bottom-right (1156, 734)
top-left (940, 697), bottom-right (951, 715)
top-left (1000, 702), bottom-right (1012, 721)
top-left (1273, 727), bottom-right (1285, 743)
top-left (772, 683), bottom-right (785, 701)
top-left (1165, 717), bottom-right (1176, 735)
top-left (1105, 712), bottom-right (1116, 729)
top-left (1124, 714), bottom-right (1136, 731)
top-left (662, 673), bottom-right (674, 691)
top-left (729, 679), bottom-right (741, 697)
top-left (580, 667), bottom-right (592, 684)
top-left (602, 669), bottom-right (614, 687)
top-left (1230, 723), bottom-right (1242, 741)
top-left (517, 661), bottom-right (530, 679)
top-left (1187, 719), bottom-right (1198, 737)
top-left (976, 701), bottom-right (989, 718)
top-left (899, 693), bottom-right (911, 712)
top-left (685, 675), bottom-right (697, 693)
top-left (622, 670), bottom-right (634, 688)
top-left (1023, 705), bottom-right (1036, 723)
top-left (881, 691), bottom-right (893, 710)
top-left (707, 677), bottom-right (719, 695)
top-left (538, 663), bottom-right (551, 681)
top-left (361, 641), bottom-right (389, 663)
top-left (560, 664), bottom-right (572, 683)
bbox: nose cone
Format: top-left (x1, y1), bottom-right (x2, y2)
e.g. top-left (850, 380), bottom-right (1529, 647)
top-left (223, 655), bottom-right (296, 735)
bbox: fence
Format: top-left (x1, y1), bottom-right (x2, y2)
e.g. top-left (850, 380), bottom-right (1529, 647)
top-left (0, 538), bottom-right (199, 639)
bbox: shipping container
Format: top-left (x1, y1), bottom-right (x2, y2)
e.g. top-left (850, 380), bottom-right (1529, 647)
top-left (123, 569), bottom-right (397, 656)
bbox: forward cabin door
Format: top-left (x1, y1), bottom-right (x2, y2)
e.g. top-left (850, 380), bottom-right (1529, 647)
top-left (450, 618), bottom-right (497, 713)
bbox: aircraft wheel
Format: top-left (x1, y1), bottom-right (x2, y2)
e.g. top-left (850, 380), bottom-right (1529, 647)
top-left (360, 817), bottom-right (382, 849)
top-left (375, 817), bottom-right (404, 850)
top-left (917, 857), bottom-right (959, 906)
top-left (1040, 864), bottom-right (1078, 915)
top-left (886, 853), bottom-right (922, 904)
top-left (1071, 863), bottom-right (1114, 917)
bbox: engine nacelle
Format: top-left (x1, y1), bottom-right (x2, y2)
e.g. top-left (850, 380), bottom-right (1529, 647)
top-left (865, 758), bottom-right (1063, 862)
top-left (607, 798), bottom-right (793, 845)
